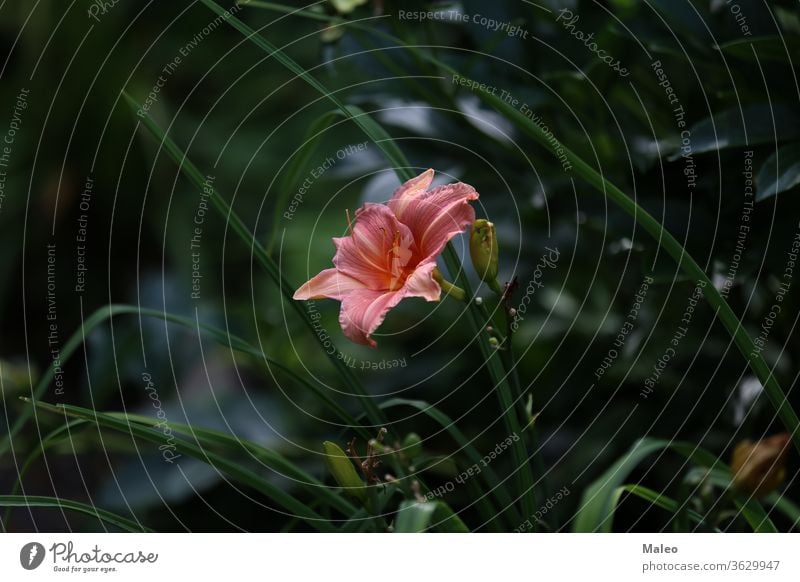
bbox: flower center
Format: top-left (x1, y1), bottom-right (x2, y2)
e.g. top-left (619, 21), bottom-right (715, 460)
top-left (387, 229), bottom-right (413, 291)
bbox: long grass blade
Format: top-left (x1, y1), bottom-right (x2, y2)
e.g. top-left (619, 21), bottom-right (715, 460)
top-left (0, 494), bottom-right (151, 532)
top-left (28, 399), bottom-right (338, 531)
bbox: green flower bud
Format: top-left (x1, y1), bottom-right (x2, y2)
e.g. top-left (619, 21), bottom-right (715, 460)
top-left (470, 219), bottom-right (501, 294)
top-left (322, 441), bottom-right (366, 502)
top-left (402, 433), bottom-right (423, 459)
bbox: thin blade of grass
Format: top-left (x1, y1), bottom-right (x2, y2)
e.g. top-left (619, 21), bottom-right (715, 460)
top-left (115, 412), bottom-right (356, 516)
top-left (28, 399), bottom-right (338, 531)
top-left (0, 494), bottom-right (151, 532)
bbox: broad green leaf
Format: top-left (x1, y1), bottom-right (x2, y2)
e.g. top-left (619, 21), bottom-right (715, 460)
top-left (395, 500), bottom-right (437, 532)
top-left (617, 485), bottom-right (713, 530)
top-left (668, 104), bottom-right (800, 159)
top-left (0, 495), bottom-right (150, 532)
top-left (716, 36), bottom-right (800, 64)
top-left (574, 438), bottom-right (777, 532)
top-left (756, 143), bottom-right (800, 201)
top-left (765, 492), bottom-right (800, 530)
top-left (394, 500), bottom-right (469, 532)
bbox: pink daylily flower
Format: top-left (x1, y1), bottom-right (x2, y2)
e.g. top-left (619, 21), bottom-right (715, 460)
top-left (293, 169), bottom-right (478, 347)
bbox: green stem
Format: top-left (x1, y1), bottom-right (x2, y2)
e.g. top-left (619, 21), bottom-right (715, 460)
top-left (442, 247), bottom-right (538, 525)
top-left (432, 268), bottom-right (466, 301)
top-left (501, 316), bottom-right (551, 527)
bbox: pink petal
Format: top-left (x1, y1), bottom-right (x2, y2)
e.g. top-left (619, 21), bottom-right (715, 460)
top-left (338, 288), bottom-right (405, 347)
top-left (293, 268), bottom-right (367, 300)
top-left (393, 182), bottom-right (478, 261)
top-left (401, 260), bottom-right (441, 302)
top-left (333, 203), bottom-right (415, 289)
top-left (388, 168), bottom-right (434, 217)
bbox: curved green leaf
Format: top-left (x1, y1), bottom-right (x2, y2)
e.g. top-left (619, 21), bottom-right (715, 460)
top-left (28, 400), bottom-right (339, 531)
top-left (757, 143), bottom-right (800, 201)
top-left (0, 495), bottom-right (151, 532)
top-left (617, 484), bottom-right (713, 530)
top-left (394, 500), bottom-right (469, 532)
top-left (574, 438), bottom-right (777, 532)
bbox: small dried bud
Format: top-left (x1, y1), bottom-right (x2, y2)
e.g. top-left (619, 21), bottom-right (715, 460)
top-left (730, 433), bottom-right (791, 497)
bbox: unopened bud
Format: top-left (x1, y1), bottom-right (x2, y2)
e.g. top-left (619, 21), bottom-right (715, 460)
top-left (323, 441), bottom-right (367, 502)
top-left (403, 432), bottom-right (423, 459)
top-left (730, 433), bottom-right (791, 497)
top-left (470, 219), bottom-right (501, 294)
